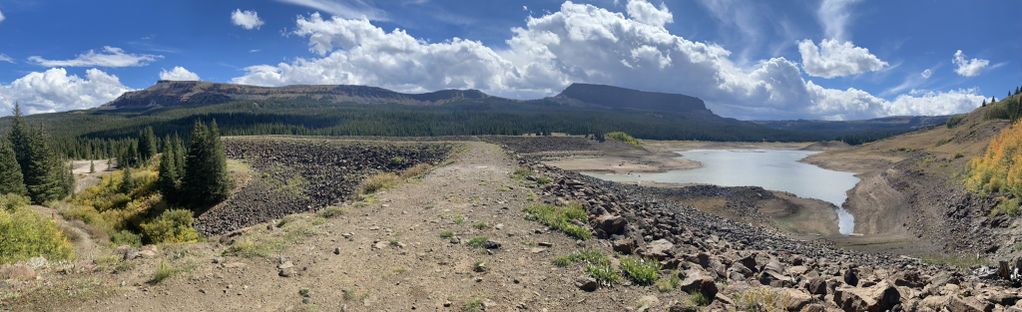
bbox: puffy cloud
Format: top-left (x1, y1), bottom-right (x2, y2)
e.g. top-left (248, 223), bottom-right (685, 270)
top-left (952, 50), bottom-right (989, 77)
top-left (28, 46), bottom-right (161, 67)
top-left (626, 0), bottom-right (672, 27)
top-left (0, 68), bottom-right (132, 115)
top-left (231, 9), bottom-right (264, 30)
top-left (159, 66), bottom-right (200, 81)
top-left (884, 89), bottom-right (985, 116)
top-left (798, 39), bottom-right (887, 78)
top-left (234, 1), bottom-right (983, 120)
top-left (817, 0), bottom-right (860, 40)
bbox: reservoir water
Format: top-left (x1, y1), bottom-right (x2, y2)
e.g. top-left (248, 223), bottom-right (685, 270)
top-left (586, 149), bottom-right (859, 235)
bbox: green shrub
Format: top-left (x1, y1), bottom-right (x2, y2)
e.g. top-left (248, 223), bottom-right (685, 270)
top-left (586, 263), bottom-right (619, 285)
top-left (111, 230), bottom-right (142, 247)
top-left (467, 236), bottom-right (489, 248)
top-left (945, 115), bottom-right (966, 128)
top-left (655, 271), bottom-right (681, 292)
top-left (606, 131), bottom-right (640, 146)
top-left (620, 256), bottom-right (660, 285)
top-left (439, 229), bottom-right (454, 239)
top-left (151, 261), bottom-right (179, 283)
top-left (140, 209), bottom-right (200, 244)
top-left (524, 203), bottom-right (591, 239)
top-left (357, 172), bottom-right (400, 195)
top-left (553, 249), bottom-right (609, 267)
top-left (0, 206), bottom-right (74, 264)
top-left (317, 206), bottom-right (346, 218)
top-left (0, 194), bottom-right (30, 212)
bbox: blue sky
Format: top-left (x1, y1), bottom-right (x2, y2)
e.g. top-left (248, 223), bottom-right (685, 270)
top-left (0, 0), bottom-right (1019, 120)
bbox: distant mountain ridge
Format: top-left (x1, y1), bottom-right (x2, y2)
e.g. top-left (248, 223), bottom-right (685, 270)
top-left (9, 80), bottom-right (949, 144)
top-left (101, 80), bottom-right (490, 110)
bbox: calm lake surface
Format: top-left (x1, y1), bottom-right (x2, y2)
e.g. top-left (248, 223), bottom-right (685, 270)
top-left (586, 149), bottom-right (859, 235)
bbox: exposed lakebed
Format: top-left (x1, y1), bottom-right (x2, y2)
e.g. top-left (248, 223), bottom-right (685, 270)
top-left (585, 149), bottom-right (860, 235)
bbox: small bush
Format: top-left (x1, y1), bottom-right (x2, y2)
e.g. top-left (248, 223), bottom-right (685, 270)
top-left (389, 156), bottom-right (406, 166)
top-left (0, 206), bottom-right (74, 264)
top-left (399, 163), bottom-right (431, 179)
top-left (467, 236), bottom-right (489, 248)
top-left (524, 203), bottom-right (591, 239)
top-left (946, 115), bottom-right (966, 128)
top-left (357, 172), bottom-right (400, 195)
top-left (439, 229), bottom-right (455, 239)
top-left (586, 263), bottom-right (619, 285)
top-left (111, 230), bottom-right (143, 247)
top-left (734, 287), bottom-right (795, 311)
top-left (656, 271), bottom-right (681, 292)
top-left (318, 206), bottom-right (347, 218)
top-left (140, 209), bottom-right (200, 244)
top-left (473, 221), bottom-right (490, 230)
top-left (689, 292), bottom-right (712, 306)
top-left (620, 256), bottom-right (660, 285)
top-left (151, 261), bottom-right (179, 283)
top-left (553, 249), bottom-right (610, 267)
top-left (606, 131), bottom-right (640, 146)
top-left (0, 194), bottom-right (30, 212)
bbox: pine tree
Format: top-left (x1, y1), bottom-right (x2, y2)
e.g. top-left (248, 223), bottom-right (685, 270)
top-left (172, 134), bottom-right (186, 178)
top-left (120, 167), bottom-right (135, 194)
top-left (89, 160), bottom-right (95, 173)
top-left (180, 121), bottom-right (231, 210)
top-left (8, 104), bottom-right (70, 203)
top-left (0, 138), bottom-right (27, 196)
top-left (157, 136), bottom-right (179, 200)
top-left (138, 126), bottom-right (157, 163)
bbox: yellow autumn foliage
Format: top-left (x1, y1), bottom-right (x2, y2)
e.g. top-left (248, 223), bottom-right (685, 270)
top-left (966, 121), bottom-right (1022, 196)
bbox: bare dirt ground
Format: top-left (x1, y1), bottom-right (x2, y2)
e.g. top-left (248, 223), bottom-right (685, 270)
top-left (4, 142), bottom-right (681, 312)
top-left (70, 159), bottom-right (114, 193)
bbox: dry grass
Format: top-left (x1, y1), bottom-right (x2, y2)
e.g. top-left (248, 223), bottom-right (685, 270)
top-left (399, 163), bottom-right (433, 179)
top-left (357, 172), bottom-right (401, 196)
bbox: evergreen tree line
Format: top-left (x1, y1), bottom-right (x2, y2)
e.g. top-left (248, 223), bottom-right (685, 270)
top-left (157, 120), bottom-right (231, 211)
top-left (0, 105), bottom-right (74, 204)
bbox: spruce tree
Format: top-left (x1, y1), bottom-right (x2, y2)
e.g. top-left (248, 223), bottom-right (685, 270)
top-left (120, 168), bottom-right (135, 194)
top-left (0, 139), bottom-right (27, 196)
top-left (8, 104), bottom-right (70, 203)
top-left (180, 121), bottom-right (231, 210)
top-left (172, 134), bottom-right (186, 178)
top-left (89, 160), bottom-right (95, 173)
top-left (138, 126), bottom-right (157, 163)
top-left (157, 137), bottom-right (179, 200)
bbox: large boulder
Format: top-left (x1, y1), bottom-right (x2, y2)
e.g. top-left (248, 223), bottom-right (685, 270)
top-left (833, 282), bottom-right (900, 312)
top-left (805, 277), bottom-right (828, 295)
top-left (594, 214), bottom-right (627, 235)
top-left (639, 239), bottom-right (674, 260)
top-left (679, 269), bottom-right (718, 300)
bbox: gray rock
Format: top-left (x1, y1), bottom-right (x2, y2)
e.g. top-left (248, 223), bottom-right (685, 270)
top-left (575, 276), bottom-right (599, 292)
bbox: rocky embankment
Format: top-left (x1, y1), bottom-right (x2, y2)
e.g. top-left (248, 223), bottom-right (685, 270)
top-left (195, 138), bottom-right (452, 235)
top-left (500, 140), bottom-right (1022, 310)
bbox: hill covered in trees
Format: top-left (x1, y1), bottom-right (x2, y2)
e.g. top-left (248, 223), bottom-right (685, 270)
top-left (0, 81), bottom-right (951, 159)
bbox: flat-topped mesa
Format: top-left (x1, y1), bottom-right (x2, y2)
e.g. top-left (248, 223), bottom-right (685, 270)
top-left (553, 83), bottom-right (710, 114)
top-left (99, 80), bottom-right (489, 110)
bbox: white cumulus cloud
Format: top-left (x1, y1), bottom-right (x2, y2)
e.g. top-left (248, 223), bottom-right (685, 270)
top-left (159, 66), bottom-right (200, 81)
top-left (231, 9), bottom-right (264, 30)
top-left (233, 1), bottom-right (983, 120)
top-left (798, 39), bottom-right (887, 78)
top-left (952, 50), bottom-right (989, 77)
top-left (626, 0), bottom-right (672, 27)
top-left (28, 46), bottom-right (161, 67)
top-left (0, 68), bottom-right (132, 115)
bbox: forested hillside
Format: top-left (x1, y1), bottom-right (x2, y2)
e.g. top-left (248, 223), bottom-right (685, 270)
top-left (0, 82), bottom-right (950, 159)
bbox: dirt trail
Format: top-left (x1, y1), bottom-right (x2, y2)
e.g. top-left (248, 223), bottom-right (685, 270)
top-left (48, 142), bottom-right (667, 312)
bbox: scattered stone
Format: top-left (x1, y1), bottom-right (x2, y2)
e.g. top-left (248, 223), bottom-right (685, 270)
top-left (575, 276), bottom-right (599, 292)
top-left (639, 239), bottom-right (674, 260)
top-left (678, 269), bottom-right (718, 300)
top-left (537, 242), bottom-right (553, 247)
top-left (595, 214), bottom-right (627, 235)
top-left (333, 247), bottom-right (342, 255)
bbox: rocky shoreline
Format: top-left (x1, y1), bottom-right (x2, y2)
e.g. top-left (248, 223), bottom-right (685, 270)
top-left (506, 145), bottom-right (1022, 311)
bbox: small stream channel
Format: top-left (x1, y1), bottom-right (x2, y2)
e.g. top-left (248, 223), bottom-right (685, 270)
top-left (585, 149), bottom-right (859, 235)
